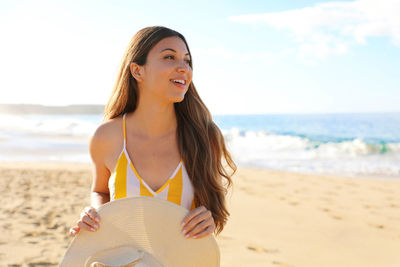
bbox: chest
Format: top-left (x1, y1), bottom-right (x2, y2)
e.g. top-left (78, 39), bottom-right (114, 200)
top-left (124, 134), bottom-right (182, 192)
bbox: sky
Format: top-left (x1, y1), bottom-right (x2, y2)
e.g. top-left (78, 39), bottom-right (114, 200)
top-left (0, 0), bottom-right (399, 115)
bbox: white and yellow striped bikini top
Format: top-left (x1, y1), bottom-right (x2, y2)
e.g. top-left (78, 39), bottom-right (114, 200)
top-left (108, 113), bottom-right (196, 211)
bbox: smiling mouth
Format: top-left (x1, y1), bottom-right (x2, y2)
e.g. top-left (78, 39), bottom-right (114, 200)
top-left (170, 79), bottom-right (186, 88)
top-left (170, 79), bottom-right (186, 85)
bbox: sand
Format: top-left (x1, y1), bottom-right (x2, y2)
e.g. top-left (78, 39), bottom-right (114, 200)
top-left (0, 162), bottom-right (399, 267)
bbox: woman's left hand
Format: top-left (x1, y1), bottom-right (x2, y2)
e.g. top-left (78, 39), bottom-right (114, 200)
top-left (181, 206), bottom-right (215, 239)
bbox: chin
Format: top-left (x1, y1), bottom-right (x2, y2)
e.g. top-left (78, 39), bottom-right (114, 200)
top-left (173, 97), bottom-right (185, 103)
top-left (171, 93), bottom-right (186, 103)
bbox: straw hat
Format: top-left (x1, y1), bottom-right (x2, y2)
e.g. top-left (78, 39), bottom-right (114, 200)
top-left (60, 196), bottom-right (220, 267)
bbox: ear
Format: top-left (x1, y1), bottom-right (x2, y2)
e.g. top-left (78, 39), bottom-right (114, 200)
top-left (130, 62), bottom-right (144, 83)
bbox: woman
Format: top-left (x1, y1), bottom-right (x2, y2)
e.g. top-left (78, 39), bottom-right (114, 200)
top-left (69, 26), bottom-right (236, 240)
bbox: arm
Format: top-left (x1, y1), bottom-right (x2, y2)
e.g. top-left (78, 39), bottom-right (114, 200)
top-left (89, 124), bottom-right (113, 208)
top-left (70, 123), bottom-right (113, 236)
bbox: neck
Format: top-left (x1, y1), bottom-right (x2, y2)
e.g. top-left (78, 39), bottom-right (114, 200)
top-left (128, 95), bottom-right (177, 140)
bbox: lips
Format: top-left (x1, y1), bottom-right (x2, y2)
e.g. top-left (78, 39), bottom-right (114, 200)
top-left (170, 79), bottom-right (186, 89)
top-left (170, 79), bottom-right (186, 85)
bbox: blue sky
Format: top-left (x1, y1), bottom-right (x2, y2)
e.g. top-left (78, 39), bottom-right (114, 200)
top-left (0, 0), bottom-right (399, 114)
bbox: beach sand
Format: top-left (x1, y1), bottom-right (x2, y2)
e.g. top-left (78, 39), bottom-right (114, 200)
top-left (0, 162), bottom-right (399, 267)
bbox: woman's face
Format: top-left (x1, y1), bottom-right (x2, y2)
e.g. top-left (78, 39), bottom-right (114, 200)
top-left (134, 36), bottom-right (193, 104)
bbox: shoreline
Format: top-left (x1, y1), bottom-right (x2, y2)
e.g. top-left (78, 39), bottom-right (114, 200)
top-left (0, 160), bottom-right (398, 181)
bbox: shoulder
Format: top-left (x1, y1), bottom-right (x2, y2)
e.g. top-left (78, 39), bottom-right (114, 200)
top-left (89, 114), bottom-right (124, 162)
top-left (93, 115), bottom-right (122, 140)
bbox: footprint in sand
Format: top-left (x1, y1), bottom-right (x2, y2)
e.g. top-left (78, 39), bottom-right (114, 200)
top-left (24, 231), bottom-right (50, 238)
top-left (271, 260), bottom-right (294, 267)
top-left (246, 245), bottom-right (279, 254)
top-left (317, 207), bottom-right (342, 220)
top-left (363, 204), bottom-right (372, 210)
top-left (288, 201), bottom-right (299, 206)
top-left (27, 261), bottom-right (58, 266)
top-left (331, 215), bottom-right (343, 220)
top-left (2, 223), bottom-right (11, 230)
top-left (368, 222), bottom-right (385, 229)
top-left (319, 207), bottom-right (331, 213)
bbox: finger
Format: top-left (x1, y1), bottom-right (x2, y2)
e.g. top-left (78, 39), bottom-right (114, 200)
top-left (82, 214), bottom-right (99, 229)
top-left (78, 220), bottom-right (97, 232)
top-left (84, 206), bottom-right (93, 214)
top-left (192, 224), bottom-right (215, 239)
top-left (70, 226), bottom-right (80, 236)
top-left (181, 206), bottom-right (207, 227)
top-left (182, 209), bottom-right (212, 233)
top-left (185, 216), bottom-right (213, 237)
top-left (84, 207), bottom-right (101, 223)
top-left (70, 224), bottom-right (80, 235)
top-left (71, 221), bottom-right (81, 233)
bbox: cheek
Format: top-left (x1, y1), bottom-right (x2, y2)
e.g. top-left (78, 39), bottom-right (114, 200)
top-left (188, 71), bottom-right (193, 84)
top-left (148, 68), bottom-right (169, 85)
top-left (158, 66), bottom-right (172, 80)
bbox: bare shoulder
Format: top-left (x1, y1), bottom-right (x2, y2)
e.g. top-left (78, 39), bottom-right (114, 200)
top-left (91, 116), bottom-right (122, 142)
top-left (89, 115), bottom-right (124, 172)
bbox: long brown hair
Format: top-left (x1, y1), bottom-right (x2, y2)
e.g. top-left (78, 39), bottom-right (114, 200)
top-left (103, 26), bottom-right (236, 235)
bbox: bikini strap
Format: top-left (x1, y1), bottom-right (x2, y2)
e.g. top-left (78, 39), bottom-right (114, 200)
top-left (122, 113), bottom-right (127, 148)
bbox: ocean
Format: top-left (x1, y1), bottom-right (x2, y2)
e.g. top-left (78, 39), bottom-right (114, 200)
top-left (0, 112), bottom-right (399, 180)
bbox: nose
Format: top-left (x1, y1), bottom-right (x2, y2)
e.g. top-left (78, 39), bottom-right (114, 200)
top-left (177, 60), bottom-right (191, 73)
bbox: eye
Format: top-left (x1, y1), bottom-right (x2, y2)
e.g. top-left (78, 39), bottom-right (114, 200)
top-left (164, 55), bottom-right (191, 65)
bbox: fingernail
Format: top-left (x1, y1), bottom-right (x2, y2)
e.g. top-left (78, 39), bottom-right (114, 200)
top-left (181, 229), bottom-right (186, 235)
top-left (181, 221), bottom-right (185, 227)
top-left (95, 217), bottom-right (100, 222)
top-left (91, 227), bottom-right (96, 231)
top-left (185, 234), bottom-right (190, 238)
top-left (94, 223), bottom-right (99, 229)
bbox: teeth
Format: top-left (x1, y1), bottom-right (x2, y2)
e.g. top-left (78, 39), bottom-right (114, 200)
top-left (172, 79), bottom-right (185, 85)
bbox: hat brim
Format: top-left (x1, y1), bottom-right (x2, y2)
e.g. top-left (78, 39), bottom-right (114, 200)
top-left (60, 196), bottom-right (220, 267)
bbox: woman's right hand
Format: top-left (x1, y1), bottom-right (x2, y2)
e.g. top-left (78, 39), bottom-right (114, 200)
top-left (69, 206), bottom-right (101, 236)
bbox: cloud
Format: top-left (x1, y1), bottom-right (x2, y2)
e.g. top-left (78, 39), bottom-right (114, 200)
top-left (228, 0), bottom-right (400, 60)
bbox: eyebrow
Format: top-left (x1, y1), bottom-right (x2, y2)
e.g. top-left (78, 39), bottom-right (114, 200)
top-left (160, 48), bottom-right (190, 56)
